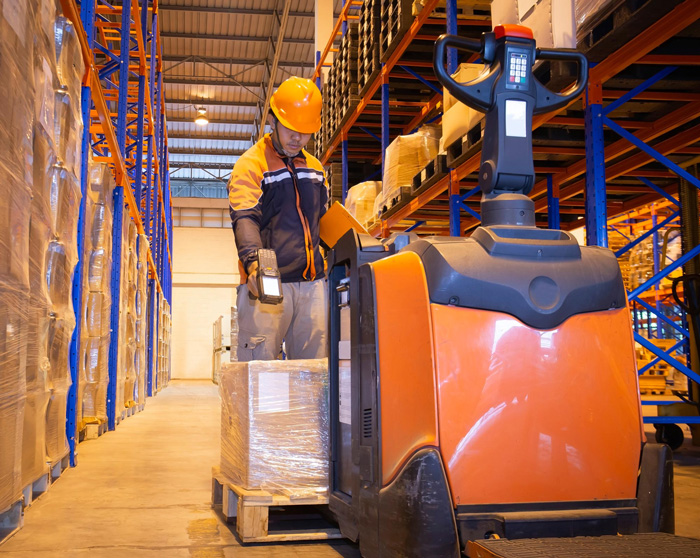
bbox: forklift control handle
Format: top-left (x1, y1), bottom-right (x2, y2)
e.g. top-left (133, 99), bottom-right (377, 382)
top-left (433, 32), bottom-right (588, 115)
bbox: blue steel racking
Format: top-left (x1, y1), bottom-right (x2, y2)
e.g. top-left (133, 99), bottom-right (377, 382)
top-left (60, 0), bottom-right (172, 465)
top-left (316, 0), bottom-right (700, 428)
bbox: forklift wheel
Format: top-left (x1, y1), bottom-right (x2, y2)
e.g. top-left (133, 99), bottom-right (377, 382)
top-left (654, 423), bottom-right (684, 450)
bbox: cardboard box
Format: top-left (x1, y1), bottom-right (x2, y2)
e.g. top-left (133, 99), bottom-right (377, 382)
top-left (219, 359), bottom-right (329, 497)
top-left (491, 0), bottom-right (576, 49)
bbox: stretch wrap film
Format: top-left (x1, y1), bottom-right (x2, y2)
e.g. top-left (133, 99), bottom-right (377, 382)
top-left (134, 235), bottom-right (149, 405)
top-left (576, 0), bottom-right (624, 38)
top-left (219, 359), bottom-right (329, 498)
top-left (118, 218), bottom-right (139, 408)
top-left (381, 128), bottom-right (439, 203)
top-left (0, 281), bottom-right (29, 512)
top-left (79, 160), bottom-right (114, 427)
top-left (345, 181), bottom-right (381, 227)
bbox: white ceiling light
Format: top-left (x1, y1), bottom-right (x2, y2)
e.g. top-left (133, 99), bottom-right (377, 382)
top-left (194, 107), bottom-right (208, 126)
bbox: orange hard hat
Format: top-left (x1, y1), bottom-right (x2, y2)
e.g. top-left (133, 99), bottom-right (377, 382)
top-left (270, 77), bottom-right (322, 134)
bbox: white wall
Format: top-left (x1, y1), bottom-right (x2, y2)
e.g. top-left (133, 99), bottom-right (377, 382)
top-left (172, 227), bottom-right (239, 379)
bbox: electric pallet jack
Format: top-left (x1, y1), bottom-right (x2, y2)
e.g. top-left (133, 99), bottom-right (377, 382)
top-left (327, 25), bottom-right (677, 557)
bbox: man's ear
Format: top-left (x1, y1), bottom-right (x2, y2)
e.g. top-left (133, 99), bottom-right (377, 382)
top-left (266, 114), bottom-right (275, 129)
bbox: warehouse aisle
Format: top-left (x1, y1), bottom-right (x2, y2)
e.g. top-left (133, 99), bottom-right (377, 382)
top-left (0, 381), bottom-right (360, 558)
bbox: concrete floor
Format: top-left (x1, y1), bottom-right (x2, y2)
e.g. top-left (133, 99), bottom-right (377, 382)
top-left (0, 380), bottom-right (699, 557)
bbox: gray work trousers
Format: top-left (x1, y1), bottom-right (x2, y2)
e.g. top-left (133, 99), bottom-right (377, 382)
top-left (236, 278), bottom-right (328, 361)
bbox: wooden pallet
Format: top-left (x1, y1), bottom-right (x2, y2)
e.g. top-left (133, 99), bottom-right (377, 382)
top-left (380, 186), bottom-right (413, 220)
top-left (50, 451), bottom-right (71, 484)
top-left (21, 472), bottom-right (50, 509)
top-left (211, 468), bottom-right (343, 543)
top-left (446, 123), bottom-right (483, 169)
top-left (0, 500), bottom-right (23, 545)
top-left (412, 153), bottom-right (448, 196)
top-left (79, 420), bottom-right (107, 442)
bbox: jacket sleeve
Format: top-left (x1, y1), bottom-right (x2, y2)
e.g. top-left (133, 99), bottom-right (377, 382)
top-left (227, 156), bottom-right (264, 273)
top-left (320, 169), bottom-right (329, 219)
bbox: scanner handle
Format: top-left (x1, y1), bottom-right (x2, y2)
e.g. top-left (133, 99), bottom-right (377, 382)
top-left (433, 34), bottom-right (588, 115)
top-left (533, 48), bottom-right (588, 114)
top-left (433, 34), bottom-right (497, 112)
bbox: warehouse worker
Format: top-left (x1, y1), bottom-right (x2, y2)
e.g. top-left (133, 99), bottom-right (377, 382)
top-left (227, 76), bottom-right (328, 361)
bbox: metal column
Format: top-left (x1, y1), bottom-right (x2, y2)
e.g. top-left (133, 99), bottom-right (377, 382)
top-left (584, 81), bottom-right (607, 247)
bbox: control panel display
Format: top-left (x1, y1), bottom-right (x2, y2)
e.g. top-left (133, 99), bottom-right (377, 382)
top-left (507, 50), bottom-right (529, 89)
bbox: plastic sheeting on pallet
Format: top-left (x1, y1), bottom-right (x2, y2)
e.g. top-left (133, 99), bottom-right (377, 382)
top-left (381, 128), bottom-right (439, 202)
top-left (345, 181), bottom-right (381, 227)
top-left (78, 159), bottom-right (114, 429)
top-left (219, 359), bottom-right (329, 498)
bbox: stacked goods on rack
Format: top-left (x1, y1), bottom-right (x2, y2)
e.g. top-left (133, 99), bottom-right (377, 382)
top-left (117, 218), bottom-right (138, 414)
top-left (316, 22), bottom-right (360, 158)
top-left (337, 22), bottom-right (360, 123)
top-left (380, 0), bottom-right (415, 62)
top-left (412, 0), bottom-right (492, 17)
top-left (0, 0), bottom-right (34, 512)
top-left (440, 63), bottom-right (486, 151)
top-left (157, 298), bottom-right (171, 392)
top-left (345, 181), bottom-right (382, 228)
top-left (134, 235), bottom-right (149, 408)
top-left (46, 13), bottom-right (84, 466)
top-left (326, 162), bottom-right (381, 206)
top-left (79, 161), bottom-right (114, 432)
top-left (358, 0), bottom-right (381, 96)
top-left (219, 359), bottom-right (329, 497)
top-left (24, 0), bottom-right (56, 496)
top-left (378, 127), bottom-right (439, 217)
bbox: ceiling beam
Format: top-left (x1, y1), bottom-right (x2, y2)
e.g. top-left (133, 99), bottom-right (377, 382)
top-left (162, 54), bottom-right (314, 68)
top-left (167, 117), bottom-right (254, 125)
top-left (169, 163), bottom-right (236, 171)
top-left (169, 148), bottom-right (247, 156)
top-left (164, 77), bottom-right (266, 88)
top-left (159, 3), bottom-right (315, 17)
top-left (165, 98), bottom-right (259, 108)
top-left (160, 31), bottom-right (314, 45)
top-left (168, 132), bottom-right (251, 141)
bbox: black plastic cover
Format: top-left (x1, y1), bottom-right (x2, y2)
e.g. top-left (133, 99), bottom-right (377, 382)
top-left (405, 226), bottom-right (627, 330)
top-left (377, 448), bottom-right (460, 558)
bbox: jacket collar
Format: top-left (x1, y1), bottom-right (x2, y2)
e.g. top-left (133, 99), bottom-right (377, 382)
top-left (264, 133), bottom-right (306, 164)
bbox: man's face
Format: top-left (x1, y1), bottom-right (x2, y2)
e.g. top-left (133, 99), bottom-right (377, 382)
top-left (272, 119), bottom-right (311, 157)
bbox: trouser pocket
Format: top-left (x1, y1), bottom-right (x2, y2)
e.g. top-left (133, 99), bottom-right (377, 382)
top-left (238, 332), bottom-right (267, 362)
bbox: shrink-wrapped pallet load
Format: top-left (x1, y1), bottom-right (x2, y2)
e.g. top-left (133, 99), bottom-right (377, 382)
top-left (490, 0), bottom-right (576, 49)
top-left (79, 160), bottom-right (114, 429)
top-left (440, 63), bottom-right (486, 151)
top-left (219, 359), bottom-right (329, 497)
top-left (382, 128), bottom-right (439, 202)
top-left (345, 181), bottom-right (381, 227)
top-left (44, 10), bottom-right (84, 463)
top-left (117, 217), bottom-right (138, 411)
top-left (134, 234), bottom-right (149, 407)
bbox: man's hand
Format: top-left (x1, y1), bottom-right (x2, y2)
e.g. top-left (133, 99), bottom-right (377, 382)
top-left (247, 261), bottom-right (260, 298)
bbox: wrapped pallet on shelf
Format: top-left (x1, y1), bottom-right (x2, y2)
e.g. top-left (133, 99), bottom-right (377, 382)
top-left (0, 0), bottom-right (34, 504)
top-left (440, 63), bottom-right (486, 152)
top-left (23, 1), bottom-right (55, 491)
top-left (79, 160), bottom-right (114, 433)
top-left (45, 10), bottom-right (84, 465)
top-left (157, 298), bottom-right (171, 392)
top-left (345, 181), bottom-right (382, 228)
top-left (117, 217), bottom-right (139, 414)
top-left (134, 234), bottom-right (149, 408)
top-left (380, 127), bottom-right (439, 216)
top-left (219, 359), bottom-right (329, 498)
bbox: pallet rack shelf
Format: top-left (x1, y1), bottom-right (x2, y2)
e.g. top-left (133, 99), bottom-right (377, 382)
top-left (59, 0), bottom-right (173, 464)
